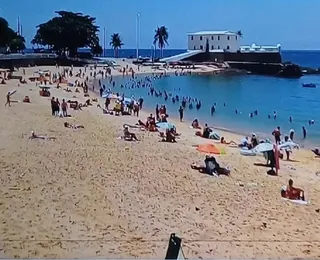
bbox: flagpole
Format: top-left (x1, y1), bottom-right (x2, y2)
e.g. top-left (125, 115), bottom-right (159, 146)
top-left (103, 27), bottom-right (106, 57)
top-left (136, 13), bottom-right (141, 60)
top-left (17, 17), bottom-right (20, 35)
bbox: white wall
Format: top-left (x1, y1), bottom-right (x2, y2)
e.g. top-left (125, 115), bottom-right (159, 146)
top-left (187, 34), bottom-right (240, 52)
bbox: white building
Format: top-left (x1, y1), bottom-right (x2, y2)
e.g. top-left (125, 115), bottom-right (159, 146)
top-left (187, 31), bottom-right (240, 52)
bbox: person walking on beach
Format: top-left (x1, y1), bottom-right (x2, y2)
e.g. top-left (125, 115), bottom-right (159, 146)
top-left (61, 99), bottom-right (68, 117)
top-left (272, 126), bottom-right (281, 144)
top-left (302, 126), bottom-right (307, 139)
top-left (179, 106), bottom-right (184, 122)
top-left (5, 92), bottom-right (11, 107)
top-left (51, 97), bottom-right (56, 116)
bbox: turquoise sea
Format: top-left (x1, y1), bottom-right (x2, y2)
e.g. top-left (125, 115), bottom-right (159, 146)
top-left (101, 50), bottom-right (320, 147)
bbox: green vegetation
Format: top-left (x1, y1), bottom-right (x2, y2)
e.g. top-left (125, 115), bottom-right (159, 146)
top-left (0, 17), bottom-right (26, 53)
top-left (153, 26), bottom-right (169, 58)
top-left (110, 33), bottom-right (123, 58)
top-left (32, 11), bottom-right (102, 57)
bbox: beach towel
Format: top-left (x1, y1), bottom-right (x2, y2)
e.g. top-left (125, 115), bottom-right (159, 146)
top-left (282, 198), bottom-right (309, 205)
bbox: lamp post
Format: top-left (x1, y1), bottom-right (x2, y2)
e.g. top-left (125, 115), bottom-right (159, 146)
top-left (136, 12), bottom-right (141, 60)
top-left (103, 27), bottom-right (106, 57)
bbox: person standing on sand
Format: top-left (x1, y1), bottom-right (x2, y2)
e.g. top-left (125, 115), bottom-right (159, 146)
top-left (51, 97), bottom-right (56, 116)
top-left (61, 99), bottom-right (68, 117)
top-left (5, 92), bottom-right (11, 107)
top-left (179, 106), bottom-right (184, 122)
top-left (272, 126), bottom-right (281, 144)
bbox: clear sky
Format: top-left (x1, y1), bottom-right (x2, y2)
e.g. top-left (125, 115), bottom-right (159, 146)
top-left (1, 0), bottom-right (320, 50)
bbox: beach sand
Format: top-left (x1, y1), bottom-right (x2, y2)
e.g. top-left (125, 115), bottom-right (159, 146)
top-left (0, 63), bottom-right (320, 258)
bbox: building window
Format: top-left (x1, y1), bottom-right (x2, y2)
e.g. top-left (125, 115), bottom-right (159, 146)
top-left (191, 36), bottom-right (193, 40)
top-left (200, 45), bottom-right (203, 50)
top-left (200, 36), bottom-right (202, 40)
top-left (194, 46), bottom-right (196, 50)
top-left (211, 36), bottom-right (214, 40)
top-left (227, 45), bottom-right (230, 50)
top-left (211, 45), bottom-right (214, 50)
top-left (218, 46), bottom-right (220, 49)
top-left (218, 36), bottom-right (220, 41)
top-left (227, 36), bottom-right (230, 40)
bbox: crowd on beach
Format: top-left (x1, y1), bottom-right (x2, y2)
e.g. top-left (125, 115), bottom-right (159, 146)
top-left (2, 60), bottom-right (320, 259)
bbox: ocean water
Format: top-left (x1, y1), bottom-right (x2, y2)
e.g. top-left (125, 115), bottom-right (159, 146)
top-left (100, 50), bottom-right (320, 147)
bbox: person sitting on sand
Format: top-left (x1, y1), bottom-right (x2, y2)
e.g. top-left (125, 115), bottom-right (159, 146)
top-left (220, 137), bottom-right (237, 146)
top-left (29, 131), bottom-right (56, 140)
top-left (64, 122), bottom-right (84, 129)
top-left (161, 129), bottom-right (176, 143)
top-left (191, 156), bottom-right (230, 176)
top-left (75, 88), bottom-right (80, 93)
top-left (191, 119), bottom-right (200, 129)
top-left (202, 124), bottom-right (212, 139)
top-left (123, 126), bottom-right (139, 141)
top-left (250, 133), bottom-right (259, 149)
top-left (311, 148), bottom-right (320, 157)
top-left (239, 137), bottom-right (249, 148)
top-left (23, 96), bottom-right (30, 103)
top-left (281, 179), bottom-right (305, 201)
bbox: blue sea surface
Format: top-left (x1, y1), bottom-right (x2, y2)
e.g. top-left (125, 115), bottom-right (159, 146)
top-left (100, 50), bottom-right (320, 147)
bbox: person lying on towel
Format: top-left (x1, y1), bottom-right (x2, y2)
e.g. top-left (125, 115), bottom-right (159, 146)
top-left (281, 179), bottom-right (305, 201)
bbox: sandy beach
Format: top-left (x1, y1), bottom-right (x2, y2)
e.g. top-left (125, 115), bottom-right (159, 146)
top-left (1, 61), bottom-right (320, 258)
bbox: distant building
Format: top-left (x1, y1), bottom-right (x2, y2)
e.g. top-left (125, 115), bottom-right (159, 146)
top-left (187, 31), bottom-right (240, 52)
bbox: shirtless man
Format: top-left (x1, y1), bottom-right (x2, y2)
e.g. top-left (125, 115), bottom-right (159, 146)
top-left (281, 179), bottom-right (305, 201)
top-left (5, 92), bottom-right (10, 107)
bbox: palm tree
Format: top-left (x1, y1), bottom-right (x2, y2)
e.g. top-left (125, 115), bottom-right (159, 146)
top-left (236, 30), bottom-right (243, 38)
top-left (110, 33), bottom-right (123, 58)
top-left (153, 26), bottom-right (168, 59)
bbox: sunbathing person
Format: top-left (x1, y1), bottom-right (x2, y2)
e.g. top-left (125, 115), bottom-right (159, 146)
top-left (202, 124), bottom-right (212, 138)
top-left (123, 126), bottom-right (139, 141)
top-left (312, 148), bottom-right (320, 157)
top-left (191, 119), bottom-right (201, 129)
top-left (191, 156), bottom-right (230, 176)
top-left (161, 129), bottom-right (176, 143)
top-left (64, 122), bottom-right (84, 129)
top-left (29, 131), bottom-right (56, 140)
top-left (281, 179), bottom-right (305, 201)
top-left (220, 137), bottom-right (237, 146)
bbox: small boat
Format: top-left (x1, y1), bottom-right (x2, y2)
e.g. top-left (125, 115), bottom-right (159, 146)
top-left (302, 83), bottom-right (316, 88)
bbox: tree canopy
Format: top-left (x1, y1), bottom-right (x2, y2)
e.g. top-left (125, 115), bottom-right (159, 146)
top-left (110, 33), bottom-right (123, 58)
top-left (32, 11), bottom-right (102, 57)
top-left (0, 17), bottom-right (26, 52)
top-left (153, 26), bottom-right (169, 58)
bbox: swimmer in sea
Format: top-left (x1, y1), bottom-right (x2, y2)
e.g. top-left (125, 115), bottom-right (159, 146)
top-left (289, 116), bottom-right (292, 123)
top-left (302, 126), bottom-right (307, 139)
top-left (273, 111), bottom-right (277, 119)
